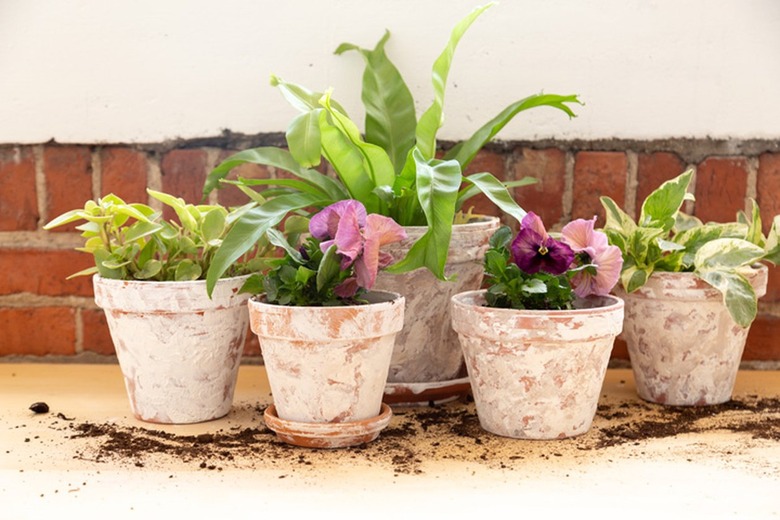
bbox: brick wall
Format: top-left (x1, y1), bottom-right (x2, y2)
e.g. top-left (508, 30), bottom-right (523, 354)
top-left (1, 137), bottom-right (778, 362)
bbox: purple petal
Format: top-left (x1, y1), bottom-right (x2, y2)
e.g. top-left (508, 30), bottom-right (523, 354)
top-left (511, 228), bottom-right (546, 274)
top-left (539, 237), bottom-right (575, 276)
top-left (334, 277), bottom-right (359, 298)
top-left (333, 203), bottom-right (364, 268)
top-left (354, 214), bottom-right (407, 290)
top-left (309, 200), bottom-right (367, 240)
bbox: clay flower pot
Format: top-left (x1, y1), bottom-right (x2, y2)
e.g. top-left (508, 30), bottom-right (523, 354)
top-left (374, 217), bottom-right (499, 401)
top-left (451, 290), bottom-right (624, 439)
top-left (617, 265), bottom-right (768, 406)
top-left (248, 291), bottom-right (404, 448)
top-left (93, 275), bottom-right (250, 424)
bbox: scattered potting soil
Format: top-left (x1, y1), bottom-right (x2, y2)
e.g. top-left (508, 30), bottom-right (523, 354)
top-left (33, 395), bottom-right (779, 476)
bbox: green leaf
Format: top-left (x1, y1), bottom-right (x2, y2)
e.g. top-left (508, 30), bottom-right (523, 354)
top-left (638, 169), bottom-right (693, 231)
top-left (316, 244), bottom-right (341, 291)
top-left (459, 172), bottom-right (527, 223)
top-left (621, 265), bottom-right (651, 293)
top-left (201, 209), bottom-right (227, 243)
top-left (319, 90), bottom-right (396, 190)
top-left (147, 190), bottom-right (199, 232)
top-left (239, 274), bottom-right (264, 295)
top-left (286, 109), bottom-right (323, 168)
top-left (265, 228), bottom-right (304, 264)
top-left (488, 226), bottom-right (513, 250)
top-left (601, 196), bottom-right (637, 236)
top-left (336, 31), bottom-right (417, 174)
top-left (694, 238), bottom-right (766, 271)
top-left (443, 93), bottom-right (581, 170)
top-left (765, 215), bottom-right (780, 264)
top-left (93, 249), bottom-right (123, 279)
top-left (43, 209), bottom-right (89, 230)
top-left (674, 223), bottom-right (745, 268)
top-left (416, 3), bottom-right (494, 159)
top-left (203, 146), bottom-right (347, 201)
top-left (697, 270), bottom-right (757, 328)
top-left (386, 149), bottom-right (461, 279)
top-left (673, 211), bottom-right (703, 233)
top-left (656, 238), bottom-right (685, 252)
top-left (175, 260), bottom-right (202, 281)
top-left (294, 266), bottom-right (316, 285)
top-left (65, 266), bottom-right (99, 280)
top-left (744, 199), bottom-right (764, 247)
top-left (134, 259), bottom-right (162, 280)
top-left (124, 220), bottom-right (164, 243)
top-left (270, 74), bottom-right (348, 115)
top-left (206, 192), bottom-right (329, 296)
top-left (521, 278), bottom-right (548, 294)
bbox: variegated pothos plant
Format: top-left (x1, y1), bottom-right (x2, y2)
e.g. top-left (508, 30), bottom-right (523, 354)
top-left (600, 169), bottom-right (780, 327)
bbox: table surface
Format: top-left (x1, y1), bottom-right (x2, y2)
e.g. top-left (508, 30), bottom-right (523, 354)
top-left (1, 364), bottom-right (779, 519)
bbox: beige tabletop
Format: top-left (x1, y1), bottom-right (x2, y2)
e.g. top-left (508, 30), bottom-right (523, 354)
top-left (1, 363), bottom-right (779, 519)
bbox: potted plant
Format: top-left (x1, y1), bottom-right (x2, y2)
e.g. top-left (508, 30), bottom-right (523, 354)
top-left (246, 200), bottom-right (407, 448)
top-left (600, 169), bottom-right (780, 406)
top-left (450, 212), bottom-right (625, 439)
top-left (201, 3), bottom-right (581, 400)
top-left (42, 190), bottom-right (289, 424)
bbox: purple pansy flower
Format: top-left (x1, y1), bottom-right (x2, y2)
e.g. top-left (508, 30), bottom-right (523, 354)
top-left (510, 212), bottom-right (574, 276)
top-left (561, 216), bottom-right (623, 297)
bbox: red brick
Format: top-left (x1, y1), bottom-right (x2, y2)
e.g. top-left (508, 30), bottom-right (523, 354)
top-left (81, 308), bottom-right (115, 355)
top-left (757, 153), bottom-right (780, 235)
top-left (572, 151), bottom-right (627, 223)
top-left (744, 313), bottom-right (780, 361)
top-left (512, 147), bottom-right (566, 228)
top-left (693, 157), bottom-right (748, 224)
top-left (636, 152), bottom-right (687, 219)
top-left (215, 150), bottom-right (273, 208)
top-left (611, 337), bottom-right (629, 361)
top-left (0, 146), bottom-right (38, 231)
top-left (764, 263), bottom-right (780, 303)
top-left (0, 249), bottom-right (94, 297)
top-left (160, 149), bottom-right (208, 222)
top-left (461, 149), bottom-right (506, 219)
top-left (100, 147), bottom-right (148, 203)
top-left (244, 328), bottom-right (261, 357)
top-left (0, 307), bottom-right (76, 356)
top-left (43, 146), bottom-right (93, 232)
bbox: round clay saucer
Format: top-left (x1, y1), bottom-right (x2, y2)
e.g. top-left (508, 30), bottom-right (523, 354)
top-left (383, 376), bottom-right (472, 406)
top-left (263, 403), bottom-right (393, 449)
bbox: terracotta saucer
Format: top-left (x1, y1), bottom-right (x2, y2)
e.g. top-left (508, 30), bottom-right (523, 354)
top-left (383, 376), bottom-right (472, 406)
top-left (263, 403), bottom-right (393, 449)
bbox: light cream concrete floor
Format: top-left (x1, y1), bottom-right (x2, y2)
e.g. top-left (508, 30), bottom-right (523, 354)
top-left (1, 364), bottom-right (779, 519)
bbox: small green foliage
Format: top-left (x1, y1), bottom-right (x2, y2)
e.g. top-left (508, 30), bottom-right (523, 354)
top-left (482, 226), bottom-right (574, 310)
top-left (43, 190), bottom-right (269, 282)
top-left (601, 169), bottom-right (780, 327)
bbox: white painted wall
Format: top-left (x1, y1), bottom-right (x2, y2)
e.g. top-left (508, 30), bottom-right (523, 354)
top-left (1, 0), bottom-right (779, 144)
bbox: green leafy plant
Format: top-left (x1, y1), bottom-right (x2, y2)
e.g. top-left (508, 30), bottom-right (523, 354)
top-left (600, 169), bottom-right (780, 327)
top-left (201, 2), bottom-right (581, 296)
top-left (42, 190), bottom-right (303, 282)
top-left (248, 200), bottom-right (407, 306)
top-left (483, 212), bottom-right (623, 310)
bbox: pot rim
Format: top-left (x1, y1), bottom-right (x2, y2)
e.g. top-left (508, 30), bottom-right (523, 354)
top-left (93, 273), bottom-right (250, 287)
top-left (249, 289), bottom-right (403, 310)
top-left (397, 215), bottom-right (500, 232)
top-left (451, 289), bottom-right (624, 316)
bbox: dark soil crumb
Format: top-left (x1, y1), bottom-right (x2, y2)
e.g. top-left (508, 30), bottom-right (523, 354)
top-left (59, 396), bottom-right (780, 475)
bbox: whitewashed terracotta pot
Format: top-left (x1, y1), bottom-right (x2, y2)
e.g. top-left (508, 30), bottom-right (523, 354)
top-left (374, 217), bottom-right (500, 385)
top-left (249, 291), bottom-right (404, 428)
top-left (617, 265), bottom-right (768, 406)
top-left (451, 290), bottom-right (624, 439)
top-left (93, 275), bottom-right (250, 424)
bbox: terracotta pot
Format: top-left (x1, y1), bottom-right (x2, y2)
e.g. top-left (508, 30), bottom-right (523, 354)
top-left (248, 291), bottom-right (404, 447)
top-left (374, 217), bottom-right (500, 388)
top-left (451, 290), bottom-right (624, 439)
top-left (617, 266), bottom-right (768, 406)
top-left (93, 275), bottom-right (250, 424)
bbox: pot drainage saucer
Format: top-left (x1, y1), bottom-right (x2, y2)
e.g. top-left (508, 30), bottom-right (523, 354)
top-left (383, 376), bottom-right (472, 406)
top-left (263, 403), bottom-right (393, 449)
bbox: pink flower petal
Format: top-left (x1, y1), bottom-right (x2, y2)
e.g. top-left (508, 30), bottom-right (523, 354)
top-left (354, 214), bottom-right (407, 290)
top-left (520, 211), bottom-right (548, 239)
top-left (333, 203), bottom-right (364, 268)
top-left (309, 200), bottom-right (367, 240)
top-left (561, 216), bottom-right (608, 254)
top-left (334, 277), bottom-right (359, 298)
top-left (571, 244), bottom-right (623, 297)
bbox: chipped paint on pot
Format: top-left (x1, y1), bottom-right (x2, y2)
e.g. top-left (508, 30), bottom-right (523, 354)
top-left (374, 217), bottom-right (500, 384)
top-left (617, 266), bottom-right (768, 406)
top-left (93, 275), bottom-right (250, 424)
top-left (249, 291), bottom-right (404, 430)
top-left (451, 290), bottom-right (624, 440)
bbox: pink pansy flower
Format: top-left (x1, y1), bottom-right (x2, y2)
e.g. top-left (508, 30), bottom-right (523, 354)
top-left (309, 200), bottom-right (407, 296)
top-left (561, 216), bottom-right (623, 297)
